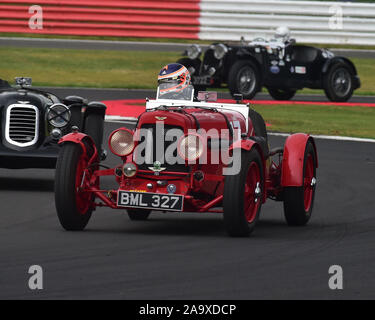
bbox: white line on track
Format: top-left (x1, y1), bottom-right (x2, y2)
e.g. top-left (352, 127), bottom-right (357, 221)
top-left (105, 116), bottom-right (375, 143)
top-left (268, 132), bottom-right (375, 143)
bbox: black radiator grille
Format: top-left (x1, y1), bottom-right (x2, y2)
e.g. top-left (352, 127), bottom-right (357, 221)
top-left (135, 124), bottom-right (189, 173)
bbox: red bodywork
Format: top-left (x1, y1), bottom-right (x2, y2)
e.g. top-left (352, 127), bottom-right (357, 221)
top-left (60, 104), bottom-right (317, 214)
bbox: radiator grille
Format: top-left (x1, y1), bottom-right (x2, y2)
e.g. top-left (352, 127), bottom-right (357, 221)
top-left (135, 124), bottom-right (189, 173)
top-left (5, 104), bottom-right (39, 147)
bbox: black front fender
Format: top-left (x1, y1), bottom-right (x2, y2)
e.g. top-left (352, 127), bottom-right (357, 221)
top-left (322, 56), bottom-right (358, 75)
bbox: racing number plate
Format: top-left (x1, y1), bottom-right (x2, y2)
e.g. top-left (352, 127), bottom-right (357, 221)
top-left (192, 76), bottom-right (211, 85)
top-left (117, 191), bottom-right (184, 211)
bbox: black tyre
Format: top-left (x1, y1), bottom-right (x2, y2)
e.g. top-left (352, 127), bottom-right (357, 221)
top-left (177, 57), bottom-right (206, 91)
top-left (228, 60), bottom-right (260, 100)
top-left (223, 148), bottom-right (264, 237)
top-left (127, 209), bottom-right (151, 221)
top-left (283, 141), bottom-right (317, 226)
top-left (84, 112), bottom-right (104, 152)
top-left (323, 62), bottom-right (354, 102)
top-left (55, 143), bottom-right (93, 231)
top-left (268, 88), bottom-right (296, 101)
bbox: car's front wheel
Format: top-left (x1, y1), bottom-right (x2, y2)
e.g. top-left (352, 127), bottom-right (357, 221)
top-left (283, 140), bottom-right (317, 226)
top-left (323, 62), bottom-right (354, 102)
top-left (228, 60), bottom-right (260, 100)
top-left (55, 142), bottom-right (95, 231)
top-left (223, 148), bottom-right (264, 237)
top-left (268, 88), bottom-right (296, 101)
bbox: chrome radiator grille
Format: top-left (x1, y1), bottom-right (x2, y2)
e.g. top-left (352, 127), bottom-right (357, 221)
top-left (5, 104), bottom-right (39, 147)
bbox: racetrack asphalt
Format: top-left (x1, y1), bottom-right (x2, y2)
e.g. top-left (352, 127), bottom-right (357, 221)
top-left (0, 89), bottom-right (374, 299)
top-left (1, 37), bottom-right (375, 58)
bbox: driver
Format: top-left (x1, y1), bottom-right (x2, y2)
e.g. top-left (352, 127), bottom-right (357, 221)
top-left (274, 26), bottom-right (291, 44)
top-left (157, 63), bottom-right (193, 100)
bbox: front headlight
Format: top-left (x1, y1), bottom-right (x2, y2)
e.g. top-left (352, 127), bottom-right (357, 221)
top-left (186, 44), bottom-right (202, 60)
top-left (213, 43), bottom-right (228, 60)
top-left (109, 128), bottom-right (134, 157)
top-left (178, 134), bottom-right (204, 162)
top-left (47, 103), bottom-right (71, 128)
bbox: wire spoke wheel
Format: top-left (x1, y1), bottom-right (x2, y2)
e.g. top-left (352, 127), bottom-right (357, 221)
top-left (55, 142), bottom-right (95, 231)
top-left (332, 68), bottom-right (351, 98)
top-left (283, 140), bottom-right (317, 226)
top-left (244, 162), bottom-right (261, 223)
top-left (223, 148), bottom-right (264, 237)
top-left (303, 154), bottom-right (315, 212)
top-left (75, 154), bottom-right (92, 215)
top-left (323, 62), bottom-right (354, 102)
top-left (228, 60), bottom-right (260, 100)
top-left (238, 67), bottom-right (256, 95)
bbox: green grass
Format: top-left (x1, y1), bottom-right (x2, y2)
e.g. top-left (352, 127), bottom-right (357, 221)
top-left (0, 46), bottom-right (374, 95)
top-left (0, 46), bottom-right (374, 138)
top-left (0, 46), bottom-right (180, 88)
top-left (253, 104), bottom-right (375, 139)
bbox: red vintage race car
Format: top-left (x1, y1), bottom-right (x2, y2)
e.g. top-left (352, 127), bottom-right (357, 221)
top-left (54, 86), bottom-right (317, 237)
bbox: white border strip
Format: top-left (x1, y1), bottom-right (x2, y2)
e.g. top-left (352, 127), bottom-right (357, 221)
top-left (105, 116), bottom-right (375, 143)
top-left (105, 115), bottom-right (137, 123)
top-left (268, 132), bottom-right (375, 143)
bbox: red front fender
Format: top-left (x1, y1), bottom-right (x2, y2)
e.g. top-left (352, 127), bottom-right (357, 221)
top-left (281, 133), bottom-right (318, 187)
top-left (58, 132), bottom-right (97, 157)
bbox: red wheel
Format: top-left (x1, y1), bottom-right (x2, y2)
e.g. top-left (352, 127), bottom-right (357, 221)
top-left (75, 153), bottom-right (92, 215)
top-left (55, 142), bottom-right (96, 231)
top-left (223, 148), bottom-right (264, 237)
top-left (283, 141), bottom-right (317, 226)
top-left (303, 153), bottom-right (315, 212)
top-left (244, 162), bottom-right (261, 223)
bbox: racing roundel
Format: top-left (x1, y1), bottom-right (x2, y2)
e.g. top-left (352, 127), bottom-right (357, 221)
top-left (270, 65), bottom-right (280, 74)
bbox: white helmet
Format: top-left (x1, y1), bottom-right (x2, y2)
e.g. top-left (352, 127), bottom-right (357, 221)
top-left (275, 26), bottom-right (291, 42)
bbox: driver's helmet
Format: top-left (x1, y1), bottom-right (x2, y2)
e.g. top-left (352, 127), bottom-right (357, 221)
top-left (157, 63), bottom-right (191, 95)
top-left (274, 26), bottom-right (291, 42)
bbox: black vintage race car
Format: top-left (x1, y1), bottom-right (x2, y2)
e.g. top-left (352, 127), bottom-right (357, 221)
top-left (0, 77), bottom-right (106, 169)
top-left (177, 38), bottom-right (360, 102)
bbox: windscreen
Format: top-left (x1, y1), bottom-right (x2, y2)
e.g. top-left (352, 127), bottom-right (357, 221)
top-left (157, 83), bottom-right (194, 101)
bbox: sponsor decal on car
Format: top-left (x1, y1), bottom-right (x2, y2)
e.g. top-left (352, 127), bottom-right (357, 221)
top-left (295, 66), bottom-right (307, 74)
top-left (270, 66), bottom-right (280, 74)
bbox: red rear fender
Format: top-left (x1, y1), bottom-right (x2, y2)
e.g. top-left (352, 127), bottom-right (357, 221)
top-left (281, 133), bottom-right (318, 187)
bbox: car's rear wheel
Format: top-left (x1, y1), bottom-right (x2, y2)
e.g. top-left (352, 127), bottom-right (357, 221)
top-left (323, 62), bottom-right (354, 102)
top-left (228, 60), bottom-right (260, 100)
top-left (55, 142), bottom-right (95, 231)
top-left (268, 88), bottom-right (296, 101)
top-left (223, 148), bottom-right (263, 237)
top-left (127, 209), bottom-right (151, 221)
top-left (283, 140), bottom-right (317, 226)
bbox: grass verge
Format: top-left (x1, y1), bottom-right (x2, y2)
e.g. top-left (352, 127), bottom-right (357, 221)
top-left (0, 46), bottom-right (374, 138)
top-left (253, 103), bottom-right (375, 139)
top-left (0, 46), bottom-right (180, 89)
top-left (0, 46), bottom-right (374, 95)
